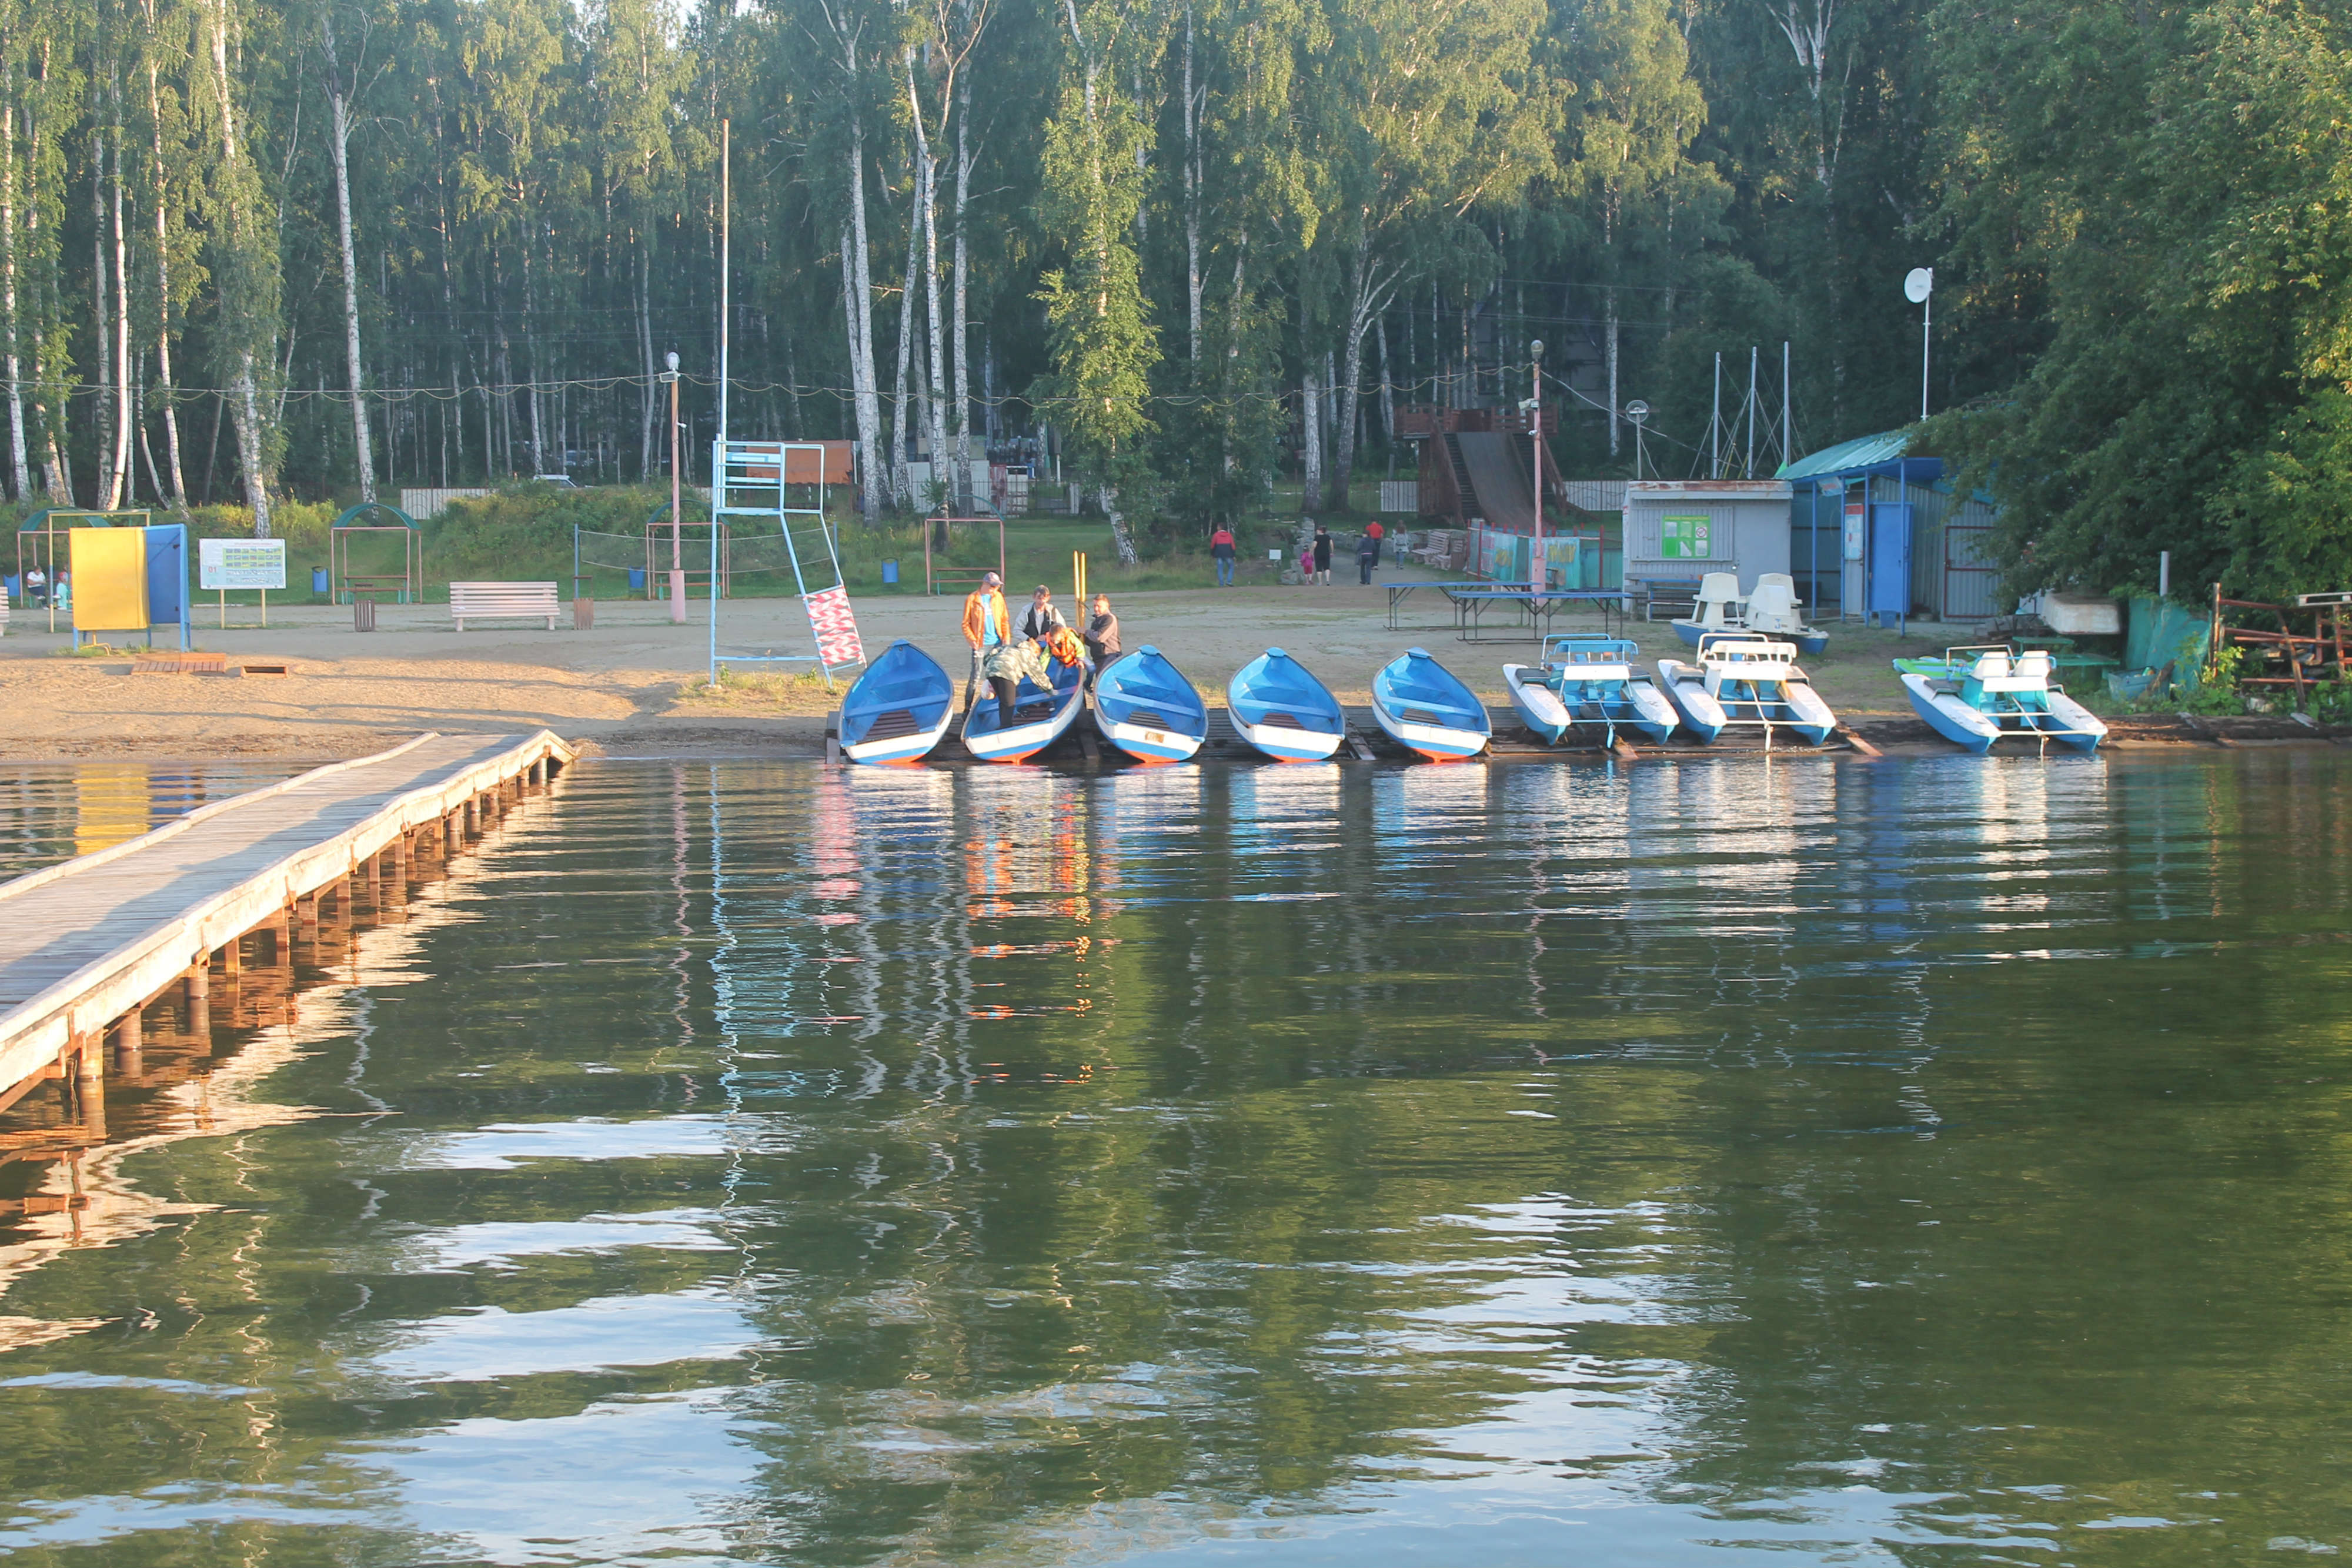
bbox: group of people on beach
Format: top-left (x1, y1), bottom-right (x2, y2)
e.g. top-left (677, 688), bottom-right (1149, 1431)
top-left (956, 517), bottom-right (1388, 721)
top-left (1207, 520), bottom-right (1384, 588)
top-left (959, 573), bottom-right (1120, 723)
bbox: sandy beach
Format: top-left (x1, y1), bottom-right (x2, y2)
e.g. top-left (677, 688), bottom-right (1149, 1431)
top-left (0, 570), bottom-right (2034, 760)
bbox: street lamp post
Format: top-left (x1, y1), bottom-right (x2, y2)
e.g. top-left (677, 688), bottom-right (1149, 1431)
top-left (662, 350), bottom-right (684, 623)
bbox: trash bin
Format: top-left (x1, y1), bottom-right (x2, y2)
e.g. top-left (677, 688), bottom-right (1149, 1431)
top-left (312, 566), bottom-right (330, 597)
top-left (354, 597), bottom-right (376, 631)
top-left (882, 559), bottom-right (900, 586)
top-left (628, 568), bottom-right (646, 597)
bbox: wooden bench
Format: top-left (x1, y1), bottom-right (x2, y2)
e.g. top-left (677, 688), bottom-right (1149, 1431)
top-left (449, 581), bottom-right (559, 631)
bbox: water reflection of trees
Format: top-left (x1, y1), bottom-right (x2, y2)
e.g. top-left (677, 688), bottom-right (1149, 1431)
top-left (5, 755), bottom-right (2352, 1563)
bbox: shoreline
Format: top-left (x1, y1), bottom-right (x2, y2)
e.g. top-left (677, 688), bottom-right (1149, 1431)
top-left (1, 710), bottom-right (2342, 766)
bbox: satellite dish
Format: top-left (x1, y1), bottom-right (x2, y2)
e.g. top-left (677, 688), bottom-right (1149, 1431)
top-left (1624, 400), bottom-right (1651, 424)
top-left (1903, 268), bottom-right (1934, 304)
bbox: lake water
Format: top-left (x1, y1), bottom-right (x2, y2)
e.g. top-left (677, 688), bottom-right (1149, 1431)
top-left (0, 764), bottom-right (303, 880)
top-left (1, 751), bottom-right (2348, 1565)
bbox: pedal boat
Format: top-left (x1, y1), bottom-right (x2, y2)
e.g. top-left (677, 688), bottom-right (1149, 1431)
top-left (1655, 632), bottom-right (1837, 746)
top-left (1504, 634), bottom-right (1678, 748)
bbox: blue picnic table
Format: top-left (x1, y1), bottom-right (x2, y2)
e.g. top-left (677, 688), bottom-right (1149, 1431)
top-left (1386, 580), bottom-right (1628, 641)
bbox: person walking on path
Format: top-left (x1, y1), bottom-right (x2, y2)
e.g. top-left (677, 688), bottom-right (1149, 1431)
top-left (1365, 519), bottom-right (1384, 566)
top-left (1018, 584), bottom-right (1068, 644)
top-left (961, 571), bottom-right (1010, 706)
top-left (1210, 526), bottom-right (1237, 587)
top-left (1357, 530), bottom-right (1378, 585)
top-left (1081, 593), bottom-right (1121, 687)
top-left (1311, 524), bottom-right (1333, 586)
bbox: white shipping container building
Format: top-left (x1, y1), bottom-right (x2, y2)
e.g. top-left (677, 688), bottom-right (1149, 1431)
top-left (1619, 479), bottom-right (1793, 596)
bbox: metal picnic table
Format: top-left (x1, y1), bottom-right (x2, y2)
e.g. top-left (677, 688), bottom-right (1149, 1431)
top-left (1387, 581), bottom-right (1626, 641)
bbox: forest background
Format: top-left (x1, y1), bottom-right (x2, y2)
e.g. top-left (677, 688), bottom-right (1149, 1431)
top-left (3, 0), bottom-right (2351, 596)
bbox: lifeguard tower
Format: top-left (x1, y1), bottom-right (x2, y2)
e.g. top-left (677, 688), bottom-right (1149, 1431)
top-left (706, 439), bottom-right (863, 687)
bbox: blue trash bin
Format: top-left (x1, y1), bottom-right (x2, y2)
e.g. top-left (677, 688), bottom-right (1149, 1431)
top-left (882, 559), bottom-right (899, 586)
top-left (313, 566), bottom-right (329, 597)
top-left (628, 568), bottom-right (647, 596)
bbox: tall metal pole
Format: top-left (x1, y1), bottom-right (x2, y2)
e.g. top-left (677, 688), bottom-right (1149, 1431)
top-left (1529, 340), bottom-right (1544, 597)
top-left (1710, 353), bottom-right (1721, 479)
top-left (1746, 346), bottom-right (1757, 478)
top-left (714, 119), bottom-right (730, 665)
top-left (667, 354), bottom-right (684, 624)
top-left (1782, 342), bottom-right (1791, 473)
top-left (719, 120), bottom-right (731, 445)
top-left (1921, 289), bottom-right (1932, 422)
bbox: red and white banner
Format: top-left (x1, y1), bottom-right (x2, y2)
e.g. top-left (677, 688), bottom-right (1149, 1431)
top-left (803, 584), bottom-right (864, 668)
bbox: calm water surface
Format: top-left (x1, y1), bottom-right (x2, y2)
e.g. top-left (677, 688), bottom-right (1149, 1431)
top-left (0, 763), bottom-right (303, 878)
top-left (1, 751), bottom-right (2349, 1566)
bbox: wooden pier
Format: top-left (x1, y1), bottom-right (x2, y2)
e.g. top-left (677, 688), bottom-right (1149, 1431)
top-left (0, 730), bottom-right (573, 1114)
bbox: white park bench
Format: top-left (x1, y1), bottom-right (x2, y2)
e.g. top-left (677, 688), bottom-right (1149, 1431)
top-left (448, 581), bottom-right (560, 631)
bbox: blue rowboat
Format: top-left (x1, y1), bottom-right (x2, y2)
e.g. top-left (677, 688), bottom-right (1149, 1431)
top-left (1094, 645), bottom-right (1210, 763)
top-left (1371, 647), bottom-right (1491, 761)
top-left (838, 639), bottom-right (955, 765)
top-left (1897, 644), bottom-right (2107, 754)
top-left (1503, 634), bottom-right (1678, 748)
top-left (961, 650), bottom-right (1087, 763)
top-left (1227, 647), bottom-right (1347, 762)
top-left (1656, 631), bottom-right (1837, 746)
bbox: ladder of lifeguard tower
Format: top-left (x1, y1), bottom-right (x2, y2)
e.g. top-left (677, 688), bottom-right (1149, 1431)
top-left (707, 438), bottom-right (864, 687)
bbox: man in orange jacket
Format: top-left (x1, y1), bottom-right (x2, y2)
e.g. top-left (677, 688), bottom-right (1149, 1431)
top-left (961, 571), bottom-right (1010, 706)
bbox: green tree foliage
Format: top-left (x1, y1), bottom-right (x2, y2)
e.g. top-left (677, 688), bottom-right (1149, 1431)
top-left (0, 0), bottom-right (2338, 591)
top-left (1930, 0), bottom-right (2352, 600)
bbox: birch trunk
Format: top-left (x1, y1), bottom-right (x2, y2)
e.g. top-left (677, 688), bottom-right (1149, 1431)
top-left (1181, 1), bottom-right (1201, 363)
top-left (107, 75), bottom-right (131, 505)
top-left (1301, 367), bottom-right (1322, 513)
top-left (1, 61), bottom-right (27, 500)
top-left (93, 120), bottom-right (117, 506)
top-left (523, 238), bottom-right (545, 473)
top-left (845, 126), bottom-right (881, 523)
top-left (324, 18), bottom-right (376, 501)
top-left (1375, 315), bottom-right (1394, 446)
top-left (145, 61), bottom-right (185, 506)
top-left (1330, 253), bottom-right (1369, 510)
top-left (907, 59), bottom-right (950, 519)
top-left (209, 0), bottom-right (272, 536)
top-left (1100, 484), bottom-right (1137, 566)
top-left (638, 239), bottom-right (656, 476)
top-left (888, 154), bottom-right (918, 510)
top-left (950, 72), bottom-right (973, 509)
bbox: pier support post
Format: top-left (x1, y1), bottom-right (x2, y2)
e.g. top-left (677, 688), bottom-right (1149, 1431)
top-left (220, 937), bottom-right (242, 977)
top-left (112, 1009), bottom-right (142, 1076)
top-left (74, 1030), bottom-right (102, 1085)
top-left (185, 964), bottom-right (212, 1042)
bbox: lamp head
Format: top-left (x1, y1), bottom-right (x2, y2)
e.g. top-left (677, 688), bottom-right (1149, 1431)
top-left (665, 351), bottom-right (680, 373)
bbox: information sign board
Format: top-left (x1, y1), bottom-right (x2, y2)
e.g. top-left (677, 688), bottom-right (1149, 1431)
top-left (199, 537), bottom-right (287, 590)
top-left (1660, 514), bottom-right (1712, 560)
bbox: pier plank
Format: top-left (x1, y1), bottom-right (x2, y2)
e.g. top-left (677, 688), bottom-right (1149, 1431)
top-left (0, 730), bottom-right (572, 1098)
